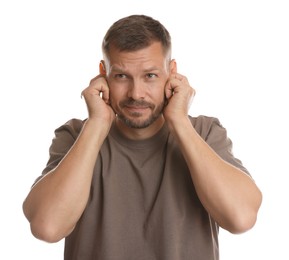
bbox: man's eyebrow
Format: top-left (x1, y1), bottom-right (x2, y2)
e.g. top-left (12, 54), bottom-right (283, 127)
top-left (143, 67), bottom-right (161, 72)
top-left (110, 66), bottom-right (125, 73)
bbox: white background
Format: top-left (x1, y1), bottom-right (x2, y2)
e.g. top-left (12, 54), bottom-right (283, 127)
top-left (1, 0), bottom-right (288, 259)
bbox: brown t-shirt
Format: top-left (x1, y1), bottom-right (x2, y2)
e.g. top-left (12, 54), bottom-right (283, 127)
top-left (39, 115), bottom-right (250, 260)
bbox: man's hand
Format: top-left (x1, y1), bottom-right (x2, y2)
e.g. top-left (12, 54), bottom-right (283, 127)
top-left (163, 73), bottom-right (196, 126)
top-left (81, 75), bottom-right (115, 126)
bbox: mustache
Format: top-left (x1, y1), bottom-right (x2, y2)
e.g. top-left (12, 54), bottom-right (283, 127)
top-left (119, 99), bottom-right (154, 109)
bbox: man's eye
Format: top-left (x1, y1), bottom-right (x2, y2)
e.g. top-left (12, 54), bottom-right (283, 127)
top-left (146, 73), bottom-right (157, 78)
top-left (115, 74), bottom-right (127, 79)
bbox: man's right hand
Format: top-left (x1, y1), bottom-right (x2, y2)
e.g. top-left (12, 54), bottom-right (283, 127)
top-left (81, 75), bottom-right (115, 127)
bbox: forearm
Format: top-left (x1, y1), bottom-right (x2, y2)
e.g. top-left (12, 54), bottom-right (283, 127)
top-left (23, 119), bottom-right (108, 242)
top-left (168, 116), bottom-right (262, 233)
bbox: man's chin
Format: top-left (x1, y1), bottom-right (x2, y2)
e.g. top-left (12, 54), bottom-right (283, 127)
top-left (117, 114), bottom-right (160, 129)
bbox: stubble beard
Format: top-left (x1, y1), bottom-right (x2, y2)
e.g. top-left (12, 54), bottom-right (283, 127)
top-left (116, 98), bottom-right (165, 129)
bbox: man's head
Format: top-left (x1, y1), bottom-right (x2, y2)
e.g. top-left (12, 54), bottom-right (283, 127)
top-left (102, 14), bottom-right (172, 67)
top-left (100, 15), bottom-right (176, 131)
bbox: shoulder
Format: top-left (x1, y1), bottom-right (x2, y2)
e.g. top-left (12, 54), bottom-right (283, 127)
top-left (54, 118), bottom-right (87, 139)
top-left (50, 118), bottom-right (87, 155)
top-left (189, 115), bottom-right (221, 126)
top-left (188, 115), bottom-right (225, 140)
top-left (39, 118), bottom-right (86, 177)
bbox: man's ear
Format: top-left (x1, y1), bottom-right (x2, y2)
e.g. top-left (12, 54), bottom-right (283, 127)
top-left (169, 59), bottom-right (177, 74)
top-left (99, 60), bottom-right (106, 75)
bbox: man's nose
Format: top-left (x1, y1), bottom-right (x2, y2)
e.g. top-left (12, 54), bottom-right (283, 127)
top-left (128, 79), bottom-right (146, 100)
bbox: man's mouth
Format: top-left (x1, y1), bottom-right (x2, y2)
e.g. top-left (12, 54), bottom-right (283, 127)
top-left (125, 105), bottom-right (149, 114)
top-left (121, 99), bottom-right (153, 113)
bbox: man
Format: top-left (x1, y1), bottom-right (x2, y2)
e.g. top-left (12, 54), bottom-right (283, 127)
top-left (23, 14), bottom-right (262, 260)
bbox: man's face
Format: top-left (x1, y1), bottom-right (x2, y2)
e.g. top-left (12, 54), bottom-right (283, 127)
top-left (105, 42), bottom-right (171, 129)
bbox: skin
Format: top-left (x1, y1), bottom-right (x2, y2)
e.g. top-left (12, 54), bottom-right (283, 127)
top-left (23, 41), bottom-right (262, 243)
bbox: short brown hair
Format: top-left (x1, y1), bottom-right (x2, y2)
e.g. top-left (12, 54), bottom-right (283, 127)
top-left (102, 15), bottom-right (171, 60)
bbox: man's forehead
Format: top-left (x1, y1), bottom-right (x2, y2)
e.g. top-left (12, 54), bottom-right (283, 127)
top-left (110, 64), bottom-right (163, 72)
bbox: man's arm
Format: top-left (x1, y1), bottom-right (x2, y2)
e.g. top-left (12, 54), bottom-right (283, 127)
top-left (168, 117), bottom-right (262, 233)
top-left (22, 76), bottom-right (115, 242)
top-left (164, 71), bottom-right (262, 234)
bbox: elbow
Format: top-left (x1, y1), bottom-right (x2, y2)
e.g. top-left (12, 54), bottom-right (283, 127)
top-left (31, 227), bottom-right (63, 243)
top-left (22, 200), bottom-right (73, 243)
top-left (226, 211), bottom-right (258, 234)
top-left (29, 219), bottom-right (68, 243)
top-left (23, 204), bottom-right (61, 243)
top-left (226, 193), bottom-right (263, 234)
top-left (23, 206), bottom-right (70, 243)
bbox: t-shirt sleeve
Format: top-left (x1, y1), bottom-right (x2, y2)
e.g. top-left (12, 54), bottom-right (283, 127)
top-left (191, 115), bottom-right (251, 176)
top-left (32, 118), bottom-right (84, 185)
